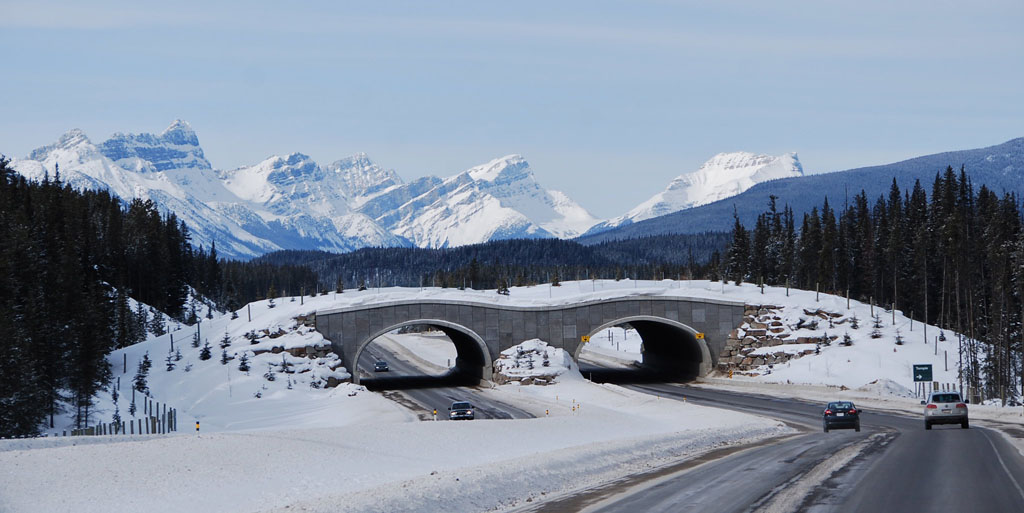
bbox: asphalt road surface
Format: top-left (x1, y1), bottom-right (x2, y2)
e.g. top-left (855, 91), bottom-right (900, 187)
top-left (526, 384), bottom-right (1024, 513)
top-left (357, 340), bottom-right (533, 421)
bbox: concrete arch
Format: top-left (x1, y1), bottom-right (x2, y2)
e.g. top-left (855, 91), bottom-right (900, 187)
top-left (576, 315), bottom-right (711, 379)
top-left (351, 319), bottom-right (492, 385)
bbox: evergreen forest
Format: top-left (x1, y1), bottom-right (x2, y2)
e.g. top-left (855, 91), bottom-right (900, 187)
top-left (0, 159), bottom-right (316, 437)
top-left (723, 166), bottom-right (1024, 405)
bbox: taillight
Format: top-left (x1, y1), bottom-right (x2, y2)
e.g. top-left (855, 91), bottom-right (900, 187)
top-left (824, 409), bottom-right (832, 415)
top-left (956, 403), bottom-right (967, 409)
top-left (849, 409), bottom-right (857, 414)
top-left (926, 404), bottom-right (937, 409)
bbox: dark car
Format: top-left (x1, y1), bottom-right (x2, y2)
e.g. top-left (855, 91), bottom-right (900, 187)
top-left (373, 360), bottom-right (389, 372)
top-left (823, 401), bottom-right (860, 432)
top-left (449, 401), bottom-right (474, 420)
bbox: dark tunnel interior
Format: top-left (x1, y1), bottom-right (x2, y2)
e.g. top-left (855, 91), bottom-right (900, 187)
top-left (358, 324), bottom-right (489, 391)
top-left (579, 320), bottom-right (703, 384)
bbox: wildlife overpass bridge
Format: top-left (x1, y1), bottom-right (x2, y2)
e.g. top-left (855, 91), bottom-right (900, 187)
top-left (315, 296), bottom-right (746, 384)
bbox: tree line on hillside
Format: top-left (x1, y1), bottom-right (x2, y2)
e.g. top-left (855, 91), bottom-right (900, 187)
top-left (0, 158), bottom-right (316, 437)
top-left (256, 232), bottom-right (731, 292)
top-left (724, 166), bottom-right (1024, 405)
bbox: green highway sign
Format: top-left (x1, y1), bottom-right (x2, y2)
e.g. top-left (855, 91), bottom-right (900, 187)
top-left (913, 364), bottom-right (933, 382)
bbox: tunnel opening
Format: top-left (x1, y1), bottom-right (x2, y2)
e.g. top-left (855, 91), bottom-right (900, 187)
top-left (577, 317), bottom-right (705, 384)
top-left (354, 321), bottom-right (491, 391)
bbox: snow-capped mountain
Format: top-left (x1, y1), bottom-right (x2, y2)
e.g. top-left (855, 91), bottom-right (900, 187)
top-left (8, 121), bottom-right (602, 256)
top-left (587, 151), bottom-right (803, 233)
top-left (10, 121), bottom-right (410, 258)
top-left (15, 127), bottom-right (278, 258)
top-left (360, 155), bottom-right (600, 248)
top-left (9, 120), bottom-right (806, 257)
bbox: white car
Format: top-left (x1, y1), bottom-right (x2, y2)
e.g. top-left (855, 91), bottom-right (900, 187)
top-left (922, 391), bottom-right (968, 429)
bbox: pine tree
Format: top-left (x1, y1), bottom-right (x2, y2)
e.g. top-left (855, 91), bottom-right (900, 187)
top-left (148, 308), bottom-right (166, 336)
top-left (192, 329), bottom-right (201, 348)
top-left (238, 353), bottom-right (251, 373)
top-left (133, 359), bottom-right (149, 394)
top-left (724, 209), bottom-right (751, 285)
top-left (220, 349), bottom-right (231, 365)
top-left (199, 340), bottom-right (212, 361)
top-left (219, 331), bottom-right (231, 349)
top-left (165, 349), bottom-right (176, 371)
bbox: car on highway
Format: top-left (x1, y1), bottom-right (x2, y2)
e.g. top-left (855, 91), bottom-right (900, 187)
top-left (373, 360), bottom-right (389, 372)
top-left (449, 401), bottom-right (475, 420)
top-left (922, 391), bottom-right (968, 429)
top-left (823, 401), bottom-right (860, 432)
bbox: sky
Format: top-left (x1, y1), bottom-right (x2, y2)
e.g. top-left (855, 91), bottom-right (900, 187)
top-left (1, 1), bottom-right (1022, 218)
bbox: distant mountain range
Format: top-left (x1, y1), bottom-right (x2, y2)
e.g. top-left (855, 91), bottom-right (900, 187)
top-left (578, 137), bottom-right (1024, 245)
top-left (7, 120), bottom-right (799, 259)
top-left (10, 120), bottom-right (1017, 259)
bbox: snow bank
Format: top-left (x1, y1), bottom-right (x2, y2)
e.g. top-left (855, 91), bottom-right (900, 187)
top-left (0, 369), bottom-right (787, 513)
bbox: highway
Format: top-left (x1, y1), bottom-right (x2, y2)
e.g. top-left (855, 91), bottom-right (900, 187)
top-left (525, 384), bottom-right (1024, 512)
top-left (356, 337), bottom-right (533, 421)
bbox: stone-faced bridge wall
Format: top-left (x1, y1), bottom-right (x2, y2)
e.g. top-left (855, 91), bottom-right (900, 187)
top-left (315, 296), bottom-right (746, 384)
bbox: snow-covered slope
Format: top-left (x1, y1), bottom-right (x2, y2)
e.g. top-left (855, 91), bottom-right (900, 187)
top-left (589, 151), bottom-right (803, 233)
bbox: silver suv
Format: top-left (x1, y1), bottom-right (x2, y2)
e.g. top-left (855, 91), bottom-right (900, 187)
top-left (922, 391), bottom-right (968, 430)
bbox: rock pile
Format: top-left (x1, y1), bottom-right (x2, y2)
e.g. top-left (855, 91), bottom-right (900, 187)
top-left (716, 304), bottom-right (840, 375)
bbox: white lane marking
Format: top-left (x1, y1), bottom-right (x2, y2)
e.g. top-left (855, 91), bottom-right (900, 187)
top-left (982, 429), bottom-right (1024, 502)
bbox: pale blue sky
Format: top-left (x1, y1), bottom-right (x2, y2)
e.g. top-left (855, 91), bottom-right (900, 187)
top-left (2, 1), bottom-right (1021, 217)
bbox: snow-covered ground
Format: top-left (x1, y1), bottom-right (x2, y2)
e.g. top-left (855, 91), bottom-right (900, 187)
top-left (3, 279), bottom-right (1021, 513)
top-left (0, 337), bottom-right (786, 513)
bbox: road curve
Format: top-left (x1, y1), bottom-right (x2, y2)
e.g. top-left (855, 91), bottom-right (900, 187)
top-left (525, 384), bottom-right (1024, 513)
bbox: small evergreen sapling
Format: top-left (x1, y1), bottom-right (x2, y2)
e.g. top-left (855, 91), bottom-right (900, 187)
top-left (191, 331), bottom-right (201, 348)
top-left (872, 314), bottom-right (884, 329)
top-left (895, 330), bottom-right (904, 345)
top-left (850, 314), bottom-right (860, 330)
top-left (199, 340), bottom-right (212, 361)
top-left (165, 348), bottom-right (176, 371)
top-left (238, 353), bottom-right (251, 373)
top-left (842, 332), bottom-right (853, 346)
top-left (219, 331), bottom-right (231, 349)
top-left (133, 358), bottom-right (149, 394)
top-left (220, 349), bottom-right (231, 365)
